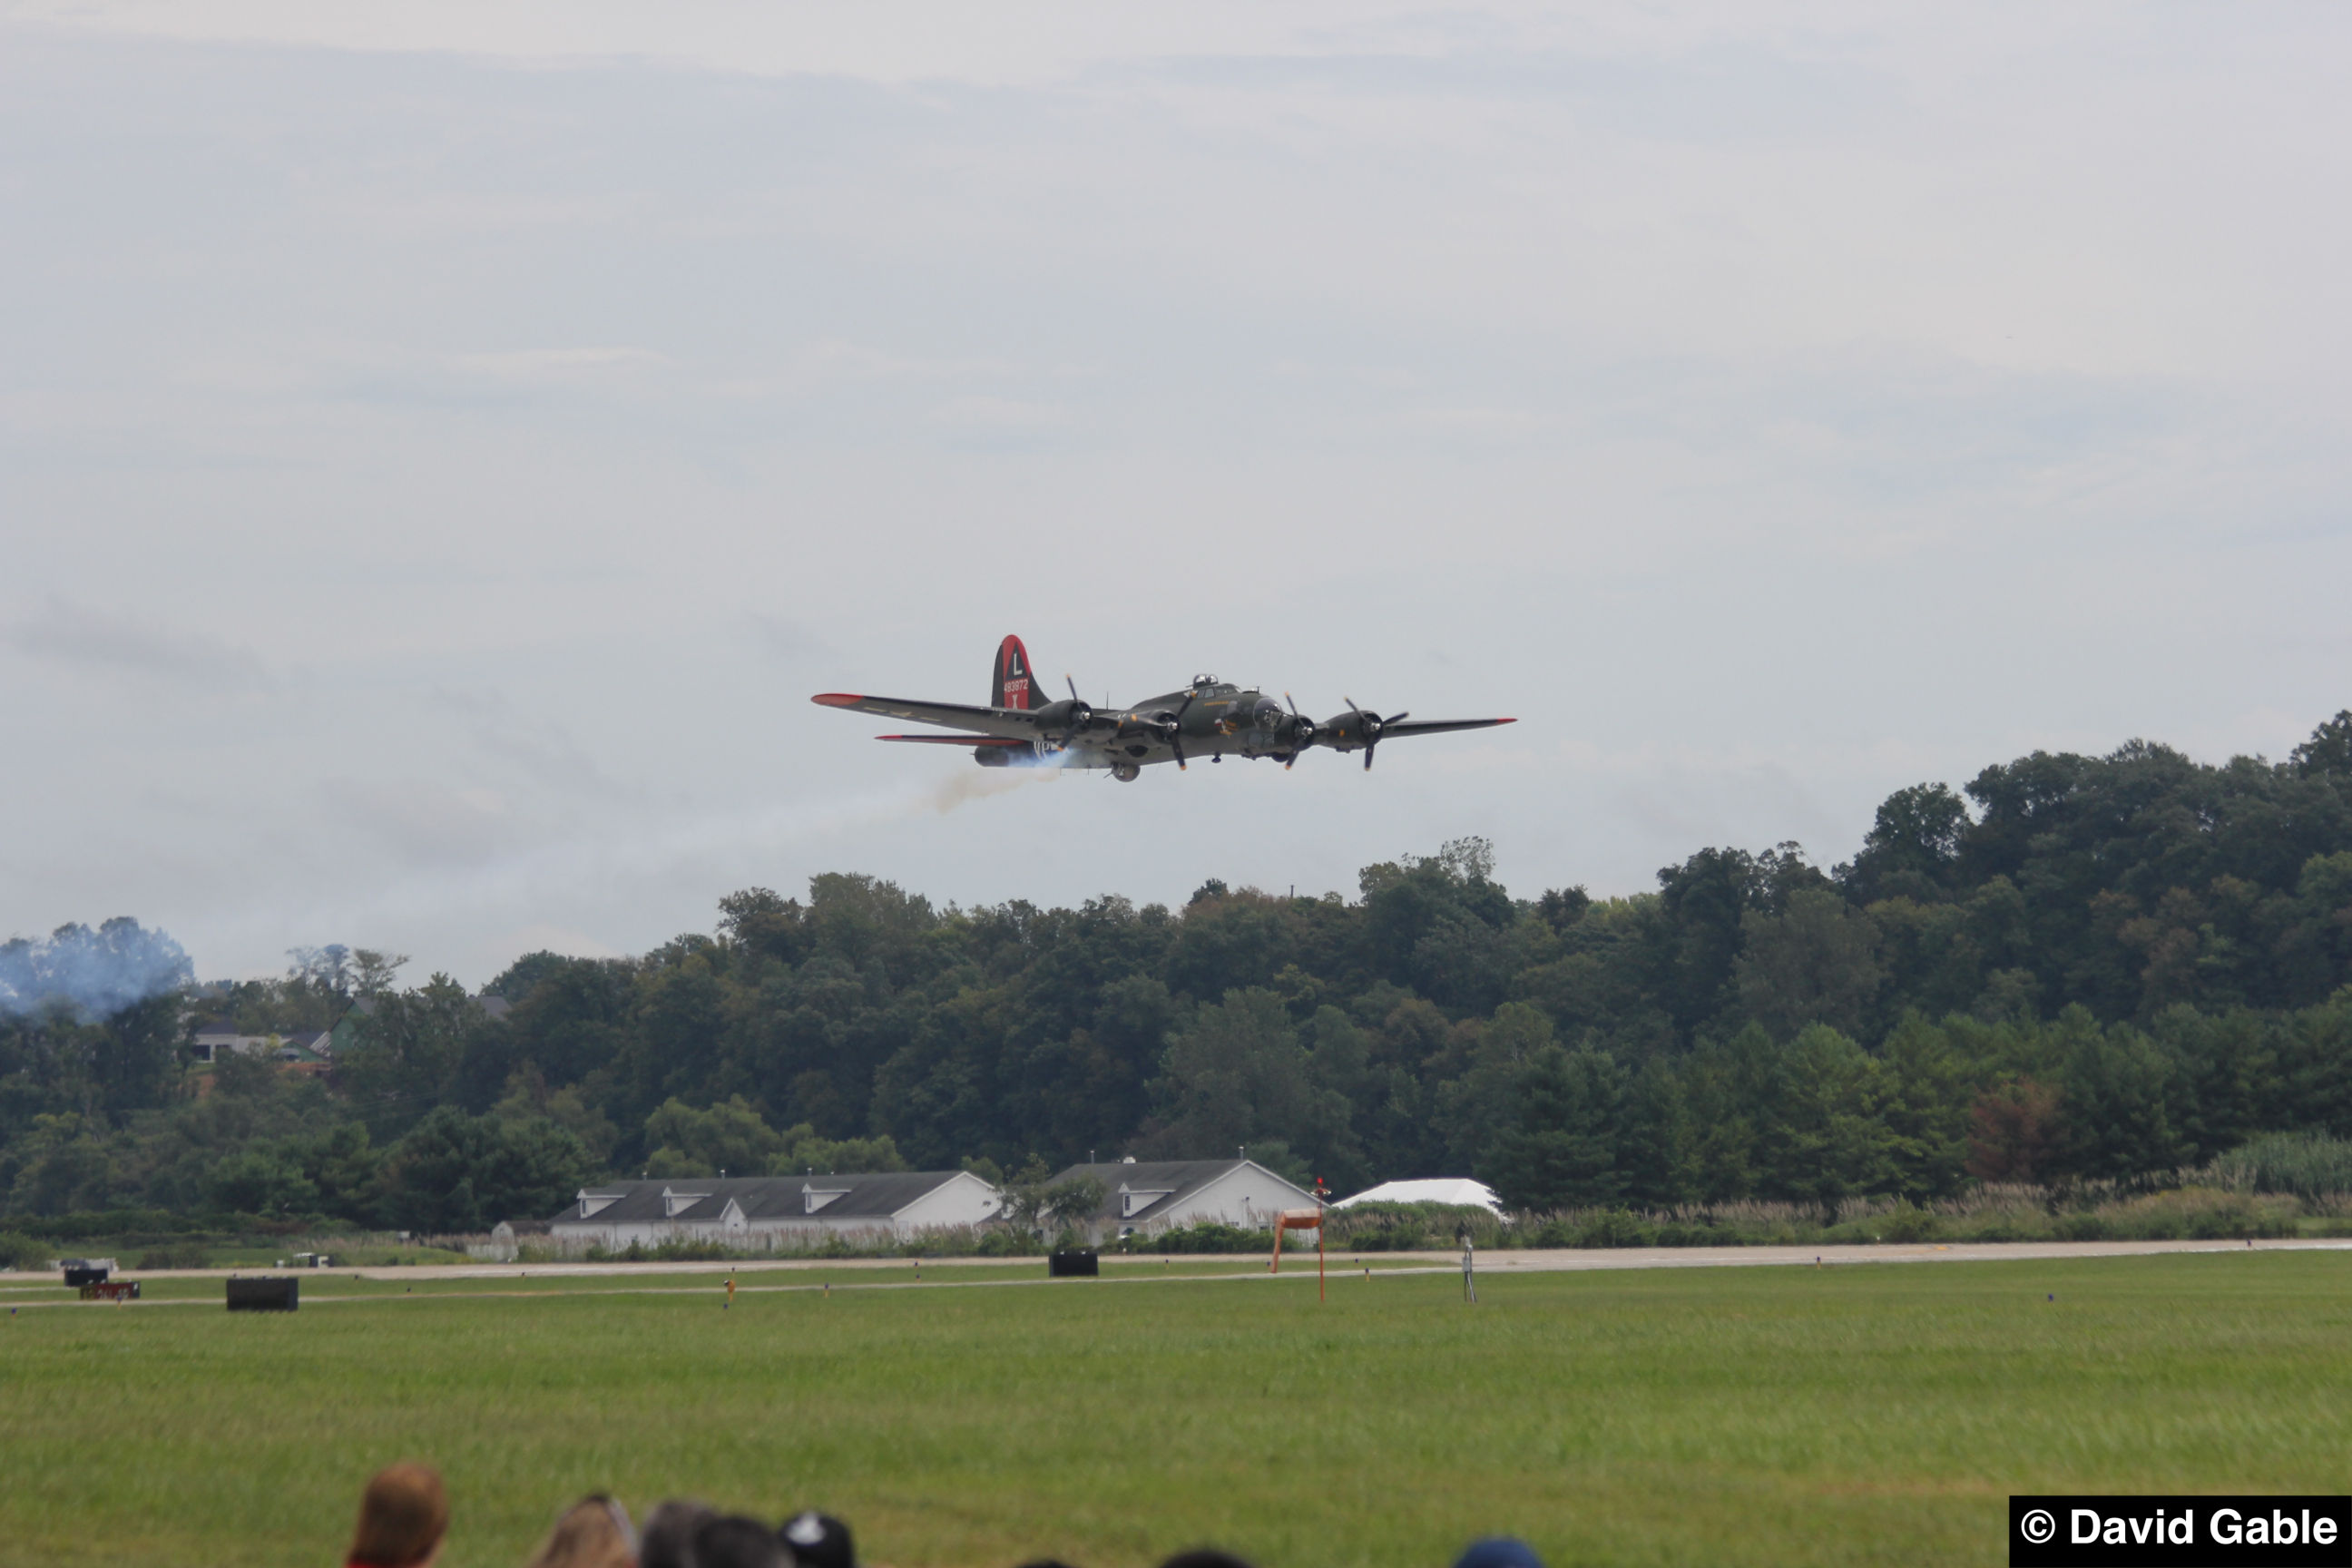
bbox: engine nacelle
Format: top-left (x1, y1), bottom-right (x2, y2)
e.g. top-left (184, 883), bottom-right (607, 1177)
top-left (1028, 698), bottom-right (1094, 740)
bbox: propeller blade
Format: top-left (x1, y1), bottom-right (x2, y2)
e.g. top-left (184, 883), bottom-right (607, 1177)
top-left (1066, 674), bottom-right (1081, 703)
top-left (1170, 690), bottom-right (1195, 770)
top-left (1385, 711), bottom-right (1408, 726)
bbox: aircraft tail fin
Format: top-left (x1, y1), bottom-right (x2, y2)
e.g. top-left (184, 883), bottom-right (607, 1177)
top-left (991, 633), bottom-right (1037, 710)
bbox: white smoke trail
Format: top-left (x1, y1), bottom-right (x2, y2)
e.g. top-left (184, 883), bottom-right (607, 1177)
top-left (921, 766), bottom-right (1058, 813)
top-left (185, 757), bottom-right (1074, 971)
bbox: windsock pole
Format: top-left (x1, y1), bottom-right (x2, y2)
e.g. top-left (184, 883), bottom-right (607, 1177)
top-left (1316, 1177), bottom-right (1328, 1302)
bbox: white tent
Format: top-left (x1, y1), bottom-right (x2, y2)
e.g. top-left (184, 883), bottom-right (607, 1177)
top-left (1331, 1178), bottom-right (1506, 1217)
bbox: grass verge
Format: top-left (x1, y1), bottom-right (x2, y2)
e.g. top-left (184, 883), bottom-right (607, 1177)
top-left (1, 1252), bottom-right (2345, 1567)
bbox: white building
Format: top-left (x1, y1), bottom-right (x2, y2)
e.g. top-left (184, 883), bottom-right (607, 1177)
top-left (1049, 1159), bottom-right (1318, 1242)
top-left (1332, 1177), bottom-right (1506, 1217)
top-left (546, 1171), bottom-right (1002, 1249)
top-left (191, 1023), bottom-right (331, 1063)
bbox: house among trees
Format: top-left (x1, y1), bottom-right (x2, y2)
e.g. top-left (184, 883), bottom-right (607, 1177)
top-left (191, 1020), bottom-right (331, 1063)
top-left (545, 1171), bottom-right (1001, 1249)
top-left (1052, 1159), bottom-right (1317, 1242)
top-left (325, 991), bottom-right (509, 1059)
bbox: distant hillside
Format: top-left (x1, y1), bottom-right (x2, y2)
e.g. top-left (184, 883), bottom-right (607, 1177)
top-left (4, 710), bottom-right (2348, 1225)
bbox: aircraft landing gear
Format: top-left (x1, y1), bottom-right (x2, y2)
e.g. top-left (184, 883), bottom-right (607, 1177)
top-left (1112, 762), bottom-right (1142, 783)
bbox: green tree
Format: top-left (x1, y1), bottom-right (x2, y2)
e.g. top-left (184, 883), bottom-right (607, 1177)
top-left (337, 975), bottom-right (485, 1137)
top-left (1756, 1025), bottom-right (1896, 1207)
top-left (1043, 1173), bottom-right (1106, 1241)
top-left (1149, 989), bottom-right (1354, 1178)
top-left (2051, 1008), bottom-right (2190, 1180)
top-left (206, 1145), bottom-right (319, 1216)
top-left (1736, 889), bottom-right (1884, 1039)
top-left (378, 1107), bottom-right (591, 1232)
top-left (1876, 1014), bottom-right (1974, 1200)
top-left (1480, 1045), bottom-right (1626, 1211)
top-left (642, 1095), bottom-right (786, 1177)
top-left (1432, 1002), bottom-right (1554, 1175)
top-left (5, 1112), bottom-right (122, 1215)
top-left (1841, 783), bottom-right (1970, 903)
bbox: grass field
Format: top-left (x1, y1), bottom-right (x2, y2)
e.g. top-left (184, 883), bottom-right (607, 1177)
top-left (3, 1252), bottom-right (2347, 1568)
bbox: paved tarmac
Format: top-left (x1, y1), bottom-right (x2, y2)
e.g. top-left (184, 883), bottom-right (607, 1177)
top-left (1387, 1236), bottom-right (2352, 1275)
top-left (7, 1234), bottom-right (2346, 1293)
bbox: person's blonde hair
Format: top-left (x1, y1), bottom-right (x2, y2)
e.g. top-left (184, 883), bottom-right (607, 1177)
top-left (348, 1463), bottom-right (449, 1568)
top-left (525, 1494), bottom-right (637, 1568)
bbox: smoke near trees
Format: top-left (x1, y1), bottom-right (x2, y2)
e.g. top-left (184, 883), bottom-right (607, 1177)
top-left (4, 712), bottom-right (2352, 1226)
top-left (1, 920), bottom-right (190, 1020)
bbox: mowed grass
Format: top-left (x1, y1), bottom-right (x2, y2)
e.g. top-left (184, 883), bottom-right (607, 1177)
top-left (3, 1253), bottom-right (2347, 1568)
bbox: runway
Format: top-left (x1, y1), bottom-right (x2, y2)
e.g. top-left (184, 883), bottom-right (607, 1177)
top-left (12, 1234), bottom-right (2345, 1293)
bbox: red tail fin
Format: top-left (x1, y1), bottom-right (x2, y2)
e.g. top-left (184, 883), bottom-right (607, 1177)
top-left (991, 634), bottom-right (1036, 710)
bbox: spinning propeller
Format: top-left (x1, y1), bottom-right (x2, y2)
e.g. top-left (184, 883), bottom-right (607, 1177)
top-left (1028, 675), bottom-right (1096, 742)
top-left (1151, 689), bottom-right (1198, 769)
top-left (1339, 697), bottom-right (1409, 770)
top-left (1279, 692), bottom-right (1318, 769)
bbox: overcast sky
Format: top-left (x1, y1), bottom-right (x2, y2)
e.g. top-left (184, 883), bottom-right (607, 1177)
top-left (4, 2), bottom-right (2347, 986)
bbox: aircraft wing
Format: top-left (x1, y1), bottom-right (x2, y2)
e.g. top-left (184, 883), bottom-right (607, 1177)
top-left (876, 733), bottom-right (1033, 748)
top-left (1381, 717), bottom-right (1517, 740)
top-left (812, 692), bottom-right (1040, 740)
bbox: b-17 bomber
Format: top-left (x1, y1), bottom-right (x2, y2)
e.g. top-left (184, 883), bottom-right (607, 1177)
top-left (813, 634), bottom-right (1515, 782)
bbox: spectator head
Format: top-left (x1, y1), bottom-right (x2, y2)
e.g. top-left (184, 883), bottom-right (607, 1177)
top-left (640, 1499), bottom-right (719, 1568)
top-left (696, 1514), bottom-right (788, 1568)
top-left (781, 1510), bottom-right (857, 1568)
top-left (524, 1494), bottom-right (636, 1568)
top-left (347, 1463), bottom-right (449, 1568)
top-left (1454, 1540), bottom-right (1544, 1568)
top-left (1160, 1553), bottom-right (1256, 1568)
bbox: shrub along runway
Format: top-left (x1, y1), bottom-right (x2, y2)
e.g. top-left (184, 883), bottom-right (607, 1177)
top-left (4, 1251), bottom-right (2347, 1568)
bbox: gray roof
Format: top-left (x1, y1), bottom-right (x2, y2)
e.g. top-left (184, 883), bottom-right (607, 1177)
top-left (1046, 1159), bottom-right (1313, 1225)
top-left (550, 1171), bottom-right (975, 1227)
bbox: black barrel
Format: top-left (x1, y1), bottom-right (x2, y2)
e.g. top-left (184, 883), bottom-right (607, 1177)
top-left (1048, 1250), bottom-right (1099, 1278)
top-left (226, 1276), bottom-right (299, 1312)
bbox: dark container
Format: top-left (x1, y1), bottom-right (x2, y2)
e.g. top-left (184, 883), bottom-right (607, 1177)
top-left (1049, 1250), bottom-right (1099, 1278)
top-left (227, 1277), bottom-right (299, 1312)
top-left (62, 1261), bottom-right (110, 1288)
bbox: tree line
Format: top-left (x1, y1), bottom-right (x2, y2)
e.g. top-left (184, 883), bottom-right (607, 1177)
top-left (2, 710), bottom-right (2348, 1230)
